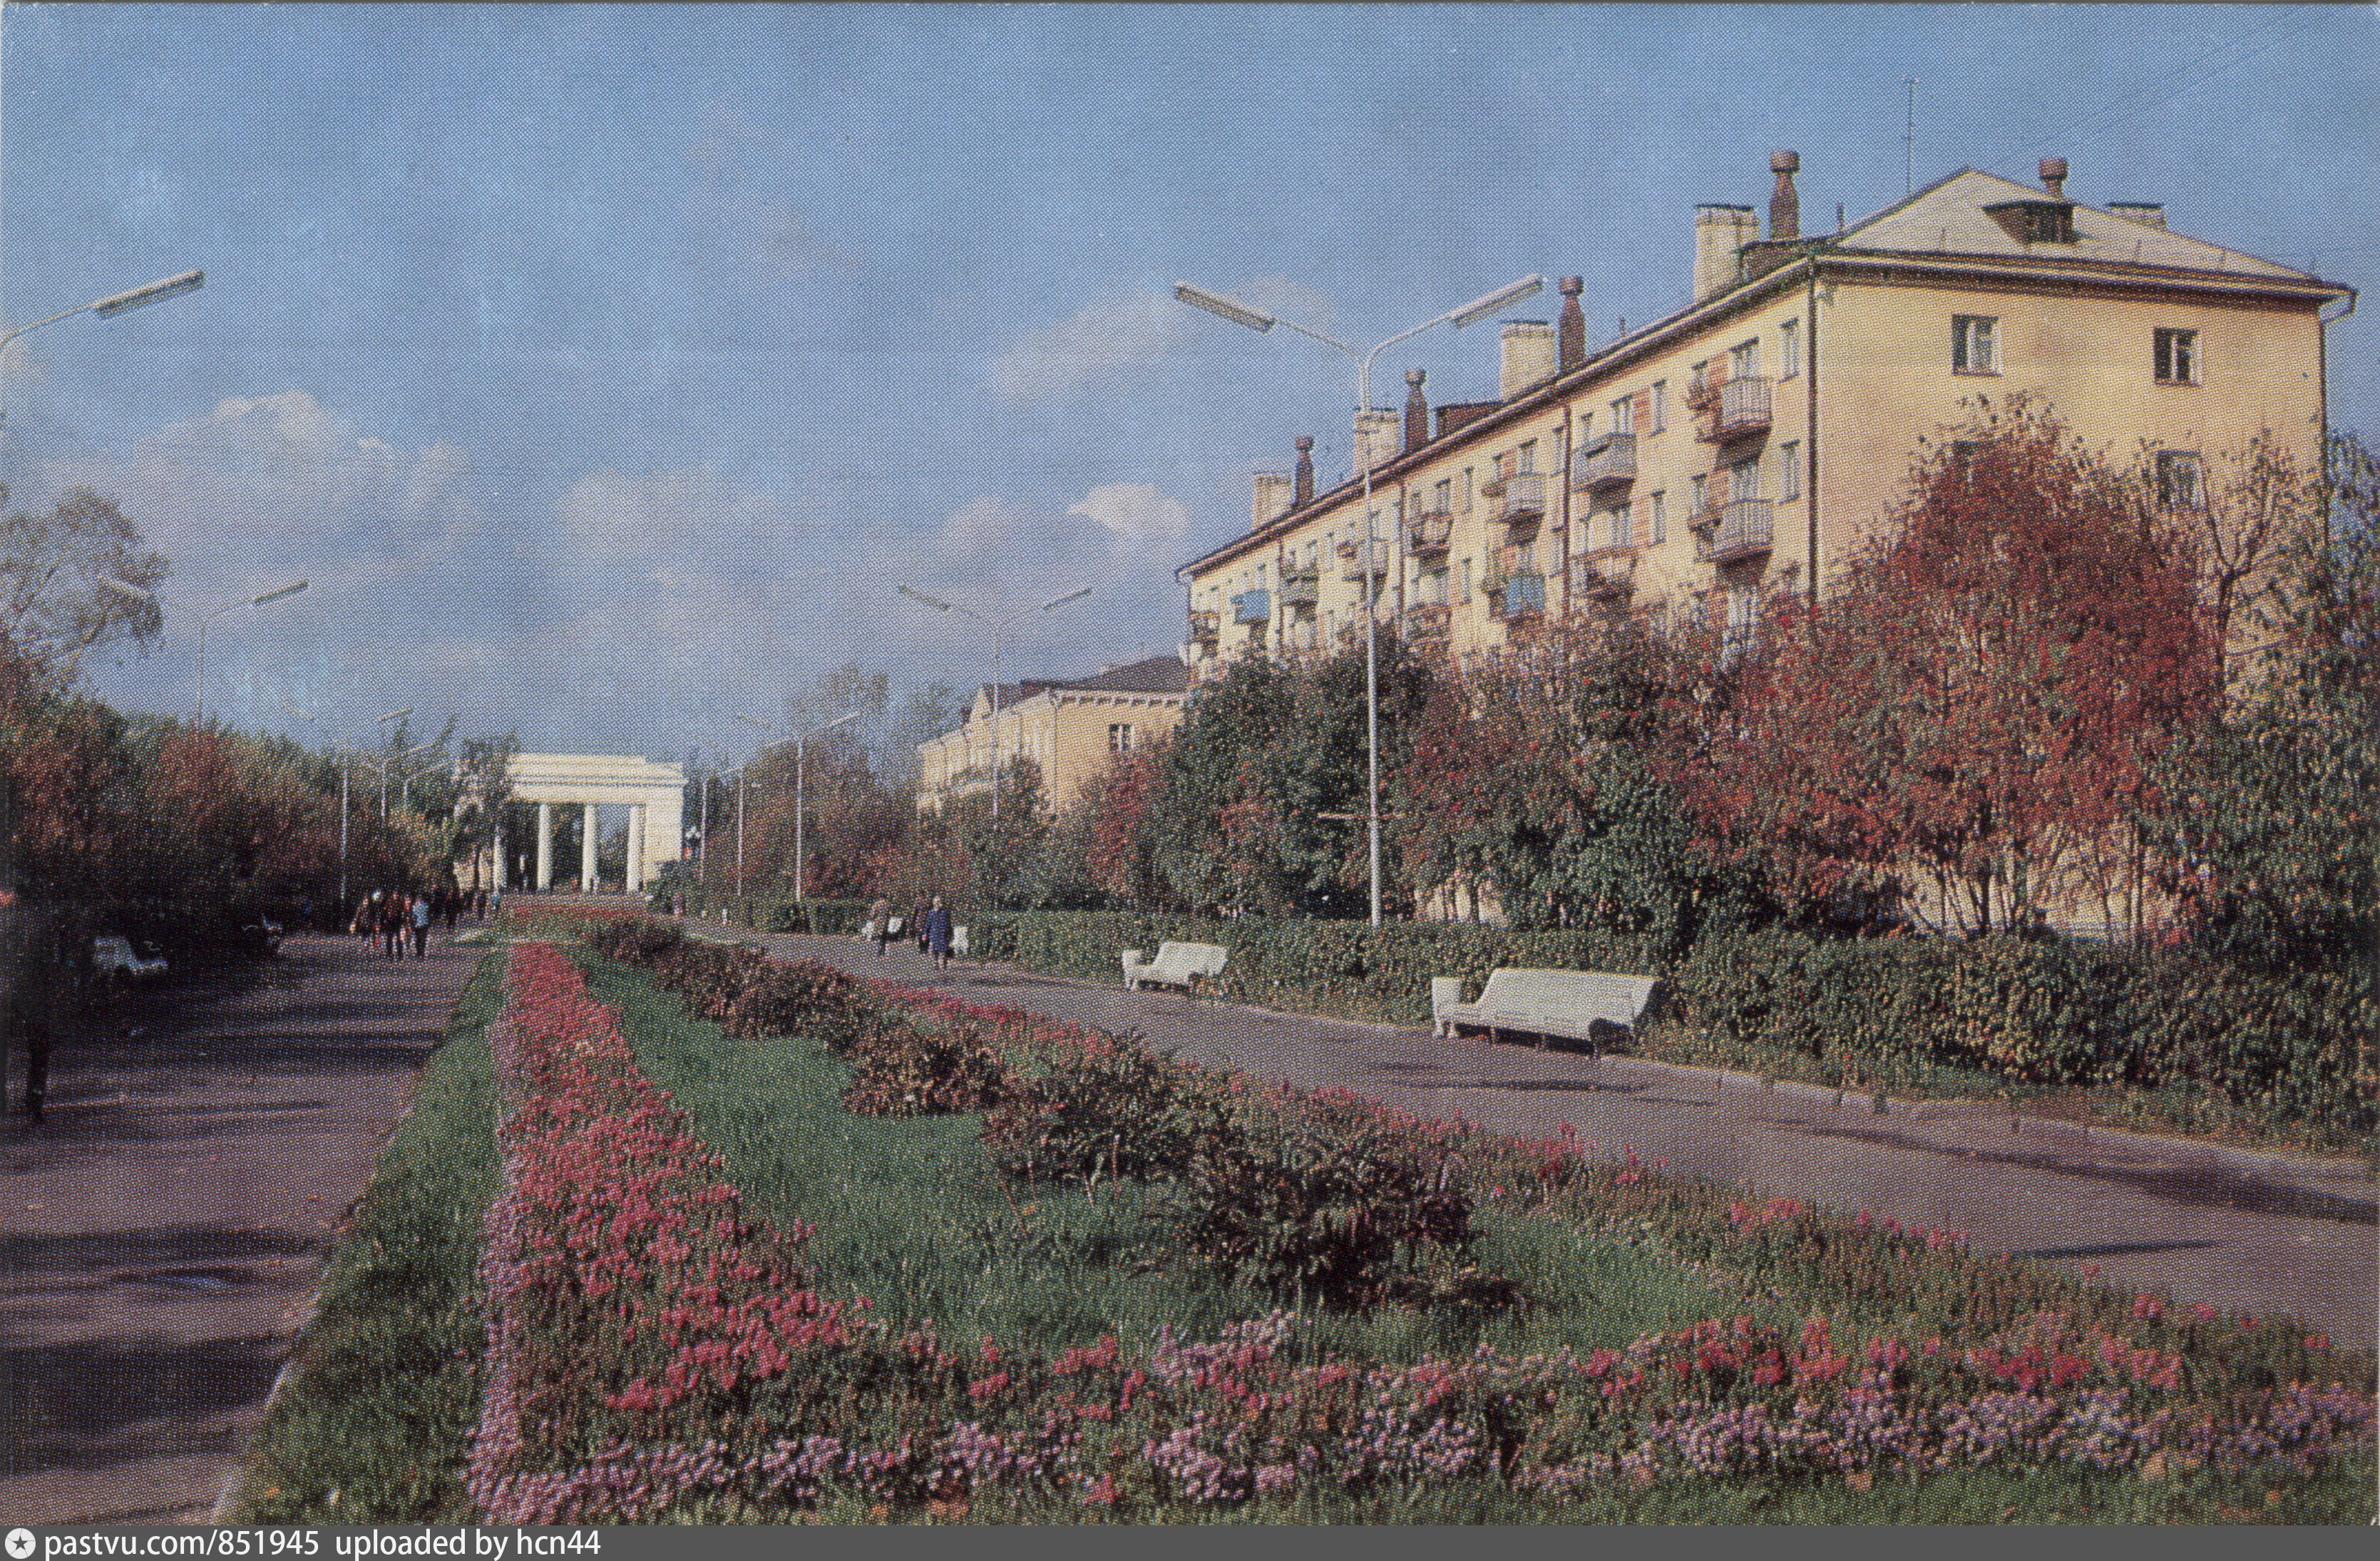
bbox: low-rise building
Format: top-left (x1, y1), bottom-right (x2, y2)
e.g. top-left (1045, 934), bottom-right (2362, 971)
top-left (915, 654), bottom-right (1189, 815)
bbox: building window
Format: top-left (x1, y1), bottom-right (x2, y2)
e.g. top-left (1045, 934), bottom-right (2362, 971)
top-left (1649, 381), bottom-right (1667, 433)
top-left (1689, 473), bottom-right (1708, 518)
top-left (1460, 469), bottom-right (1474, 513)
top-left (2156, 450), bottom-right (2205, 509)
top-left (1432, 476), bottom-right (1451, 513)
top-left (1459, 558), bottom-right (1473, 604)
top-left (2155, 327), bottom-right (2200, 385)
top-left (1953, 314), bottom-right (1998, 374)
top-left (1780, 440), bottom-right (1801, 501)
top-left (1730, 456), bottom-right (1760, 502)
top-left (1609, 396), bottom-right (1633, 436)
top-left (1109, 723), bottom-right (1134, 754)
top-left (1577, 409), bottom-right (1594, 444)
top-left (1518, 439), bottom-right (1537, 476)
top-left (1730, 339), bottom-right (1760, 380)
top-left (1611, 501), bottom-right (1633, 550)
top-left (1648, 490), bottom-right (1666, 544)
top-left (1780, 317), bottom-right (1801, 379)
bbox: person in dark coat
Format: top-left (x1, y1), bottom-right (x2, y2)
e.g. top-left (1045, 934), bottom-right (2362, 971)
top-left (925, 896), bottom-right (954, 973)
top-left (0, 884), bottom-right (71, 1122)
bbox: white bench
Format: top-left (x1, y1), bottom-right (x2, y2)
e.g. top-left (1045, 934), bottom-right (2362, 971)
top-left (1431, 968), bottom-right (1661, 1055)
top-left (951, 926), bottom-right (970, 961)
top-left (1121, 941), bottom-right (1229, 995)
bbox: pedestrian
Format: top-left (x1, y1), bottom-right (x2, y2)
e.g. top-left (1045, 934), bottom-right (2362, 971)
top-left (354, 889), bottom-right (381, 946)
top-left (410, 891), bottom-right (432, 958)
top-left (925, 895), bottom-right (953, 975)
top-left (381, 893), bottom-right (408, 962)
top-left (488, 884), bottom-right (502, 921)
top-left (912, 900), bottom-right (930, 953)
top-left (0, 882), bottom-right (66, 1123)
top-left (869, 895), bottom-right (892, 955)
top-left (441, 886), bottom-right (461, 932)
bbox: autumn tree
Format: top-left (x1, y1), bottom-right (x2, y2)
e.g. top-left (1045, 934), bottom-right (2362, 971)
top-left (1682, 396), bottom-right (2216, 933)
top-left (0, 484), bottom-right (166, 690)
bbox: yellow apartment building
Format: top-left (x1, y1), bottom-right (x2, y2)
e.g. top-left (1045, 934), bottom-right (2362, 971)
top-left (1176, 152), bottom-right (2353, 676)
top-left (915, 655), bottom-right (1189, 816)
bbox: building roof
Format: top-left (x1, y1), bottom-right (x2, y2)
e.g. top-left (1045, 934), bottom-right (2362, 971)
top-left (972, 654), bottom-right (1189, 713)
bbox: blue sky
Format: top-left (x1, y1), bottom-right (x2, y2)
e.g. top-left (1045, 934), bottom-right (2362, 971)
top-left (3, 3), bottom-right (2372, 769)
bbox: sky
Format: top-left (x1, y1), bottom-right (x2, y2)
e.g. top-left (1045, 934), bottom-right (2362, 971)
top-left (1, 2), bottom-right (2373, 773)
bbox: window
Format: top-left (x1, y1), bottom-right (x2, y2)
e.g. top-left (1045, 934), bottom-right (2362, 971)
top-left (2155, 328), bottom-right (2200, 385)
top-left (1577, 410), bottom-right (1594, 444)
top-left (1420, 568), bottom-right (1447, 606)
top-left (2156, 450), bottom-right (2205, 509)
top-left (1611, 501), bottom-right (1633, 550)
top-left (1609, 396), bottom-right (1633, 436)
top-left (1780, 440), bottom-right (1801, 501)
top-left (1109, 723), bottom-right (1134, 754)
top-left (1432, 476), bottom-right (1452, 513)
top-left (1730, 456), bottom-right (1760, 503)
top-left (1953, 314), bottom-right (1997, 374)
top-left (1780, 318), bottom-right (1801, 379)
top-left (1648, 490), bottom-right (1666, 544)
top-left (1515, 539), bottom-right (1536, 570)
top-left (1650, 381), bottom-right (1667, 433)
top-left (1731, 339), bottom-right (1760, 380)
top-left (1459, 558), bottom-right (1473, 603)
top-left (1689, 473), bottom-right (1708, 518)
top-left (1518, 439), bottom-right (1537, 476)
top-left (1460, 469), bottom-right (1474, 513)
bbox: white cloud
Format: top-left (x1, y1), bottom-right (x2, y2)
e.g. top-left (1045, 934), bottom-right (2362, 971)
top-left (985, 275), bottom-right (1339, 406)
top-left (1068, 482), bottom-right (1189, 547)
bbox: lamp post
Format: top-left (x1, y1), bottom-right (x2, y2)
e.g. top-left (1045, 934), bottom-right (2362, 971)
top-left (1174, 272), bottom-right (1544, 926)
top-left (897, 583), bottom-right (1092, 822)
top-left (103, 575), bottom-right (308, 725)
top-left (740, 707), bottom-right (863, 905)
top-left (284, 701), bottom-right (413, 911)
top-left (0, 270), bottom-right (205, 439)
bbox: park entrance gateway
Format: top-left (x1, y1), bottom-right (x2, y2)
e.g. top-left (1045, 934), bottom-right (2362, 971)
top-left (503, 752), bottom-right (684, 894)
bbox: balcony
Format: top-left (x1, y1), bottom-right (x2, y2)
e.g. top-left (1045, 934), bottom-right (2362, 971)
top-left (1405, 509), bottom-right (1452, 558)
top-left (1492, 570), bottom-right (1547, 622)
top-left (1278, 563), bottom-right (1320, 608)
top-left (1186, 608), bottom-right (1219, 641)
top-left (1693, 498), bottom-right (1774, 564)
top-left (1231, 588), bottom-right (1272, 625)
top-left (1485, 471), bottom-right (1547, 528)
top-left (1696, 377), bottom-right (1772, 444)
top-left (1338, 537), bottom-right (1390, 580)
top-left (1570, 547), bottom-right (1636, 600)
top-left (1571, 431), bottom-right (1638, 493)
top-left (1405, 603), bottom-right (1451, 643)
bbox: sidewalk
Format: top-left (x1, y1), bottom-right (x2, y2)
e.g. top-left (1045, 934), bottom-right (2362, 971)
top-left (0, 931), bottom-right (483, 1525)
top-left (714, 924), bottom-right (2378, 1346)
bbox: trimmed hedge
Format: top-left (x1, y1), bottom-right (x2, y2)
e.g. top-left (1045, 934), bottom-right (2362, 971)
top-left (669, 887), bottom-right (872, 936)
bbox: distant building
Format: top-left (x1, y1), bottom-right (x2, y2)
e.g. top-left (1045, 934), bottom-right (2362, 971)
top-left (1176, 151), bottom-right (2351, 679)
top-left (915, 655), bottom-right (1189, 815)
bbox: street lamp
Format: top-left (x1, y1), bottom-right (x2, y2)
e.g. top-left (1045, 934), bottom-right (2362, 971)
top-left (103, 575), bottom-right (309, 725)
top-left (1175, 272), bottom-right (1544, 926)
top-left (897, 583), bottom-right (1092, 822)
top-left (740, 707), bottom-right (863, 906)
top-left (0, 270), bottom-right (205, 437)
top-left (284, 701), bottom-right (413, 911)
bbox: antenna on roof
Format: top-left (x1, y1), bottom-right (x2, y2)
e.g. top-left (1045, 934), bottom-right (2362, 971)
top-left (1903, 78), bottom-right (1919, 194)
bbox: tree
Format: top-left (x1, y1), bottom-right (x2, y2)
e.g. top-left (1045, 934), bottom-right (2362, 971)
top-left (0, 484), bottom-right (166, 688)
top-left (1681, 396), bottom-right (2216, 933)
top-left (2141, 431), bottom-right (2320, 698)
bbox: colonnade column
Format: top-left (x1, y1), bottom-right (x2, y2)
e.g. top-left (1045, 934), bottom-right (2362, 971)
top-left (626, 803), bottom-right (646, 894)
top-left (494, 819), bottom-right (508, 891)
top-left (581, 802), bottom-right (599, 891)
top-left (535, 802), bottom-right (554, 891)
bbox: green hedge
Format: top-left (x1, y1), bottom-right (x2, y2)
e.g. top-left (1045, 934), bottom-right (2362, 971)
top-left (667, 886), bottom-right (872, 936)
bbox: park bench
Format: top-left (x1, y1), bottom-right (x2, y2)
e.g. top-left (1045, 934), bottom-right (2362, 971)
top-left (1120, 940), bottom-right (1229, 996)
top-left (1430, 967), bottom-right (1661, 1056)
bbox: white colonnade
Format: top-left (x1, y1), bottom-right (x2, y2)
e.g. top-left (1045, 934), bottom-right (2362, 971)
top-left (505, 753), bottom-right (685, 894)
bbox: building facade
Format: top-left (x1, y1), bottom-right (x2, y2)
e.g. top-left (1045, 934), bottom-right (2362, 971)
top-left (1176, 152), bottom-right (2351, 678)
top-left (915, 655), bottom-right (1189, 816)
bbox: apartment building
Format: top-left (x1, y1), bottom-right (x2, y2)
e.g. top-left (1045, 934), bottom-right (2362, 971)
top-left (1176, 152), bottom-right (2352, 676)
top-left (915, 654), bottom-right (1189, 816)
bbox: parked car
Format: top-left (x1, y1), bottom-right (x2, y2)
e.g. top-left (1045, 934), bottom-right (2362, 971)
top-left (91, 936), bottom-right (169, 984)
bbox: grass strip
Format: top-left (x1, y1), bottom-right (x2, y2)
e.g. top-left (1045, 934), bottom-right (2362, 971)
top-left (227, 948), bottom-right (508, 1522)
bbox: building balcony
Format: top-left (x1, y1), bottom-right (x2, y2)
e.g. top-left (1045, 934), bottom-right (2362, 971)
top-left (1696, 377), bottom-right (1772, 444)
top-left (1490, 569), bottom-right (1547, 622)
top-left (1406, 510), bottom-right (1452, 558)
top-left (1405, 603), bottom-right (1451, 643)
top-left (1570, 546), bottom-right (1636, 600)
top-left (1338, 537), bottom-right (1390, 580)
top-left (1692, 498), bottom-right (1774, 565)
top-left (1571, 431), bottom-right (1638, 493)
top-left (1231, 588), bottom-right (1272, 625)
top-left (1484, 471), bottom-right (1547, 528)
top-left (1186, 608), bottom-right (1220, 641)
top-left (1278, 565), bottom-right (1320, 608)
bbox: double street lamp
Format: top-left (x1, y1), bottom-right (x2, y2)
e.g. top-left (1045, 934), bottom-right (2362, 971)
top-left (1174, 272), bottom-right (1544, 926)
top-left (738, 707), bottom-right (863, 905)
top-left (897, 583), bottom-right (1092, 822)
top-left (106, 575), bottom-right (309, 725)
top-left (0, 270), bottom-right (206, 438)
top-left (283, 702), bottom-right (413, 909)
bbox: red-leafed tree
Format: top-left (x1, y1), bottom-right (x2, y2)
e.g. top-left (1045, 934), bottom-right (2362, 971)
top-left (1679, 396), bottom-right (2217, 933)
top-left (1079, 742), bottom-right (1169, 908)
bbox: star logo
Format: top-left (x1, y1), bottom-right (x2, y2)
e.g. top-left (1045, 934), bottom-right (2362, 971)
top-left (6, 1527), bottom-right (37, 1560)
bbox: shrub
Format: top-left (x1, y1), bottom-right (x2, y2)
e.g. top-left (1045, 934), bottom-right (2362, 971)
top-left (983, 1043), bottom-right (1236, 1185)
top-left (840, 1018), bottom-right (1010, 1118)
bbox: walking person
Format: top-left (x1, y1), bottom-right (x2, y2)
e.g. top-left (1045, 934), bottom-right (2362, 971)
top-left (912, 900), bottom-right (930, 954)
top-left (0, 882), bottom-right (68, 1123)
top-left (354, 890), bottom-right (381, 947)
top-left (868, 895), bottom-right (892, 955)
top-left (381, 892), bottom-right (407, 962)
top-left (410, 891), bottom-right (432, 958)
top-left (925, 895), bottom-right (954, 976)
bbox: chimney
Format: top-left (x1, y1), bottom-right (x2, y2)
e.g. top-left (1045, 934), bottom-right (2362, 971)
top-left (1402, 368), bottom-right (1430, 454)
top-left (1498, 321), bottom-right (1556, 401)
top-left (1557, 276), bottom-right (1586, 372)
top-left (1769, 150), bottom-right (1800, 241)
top-left (1251, 472), bottom-right (1294, 530)
top-left (1355, 408), bottom-right (1399, 476)
top-left (2039, 155), bottom-right (2068, 200)
top-left (1693, 205), bottom-right (1759, 302)
top-left (1293, 436), bottom-right (1314, 505)
top-left (2110, 201), bottom-right (2166, 230)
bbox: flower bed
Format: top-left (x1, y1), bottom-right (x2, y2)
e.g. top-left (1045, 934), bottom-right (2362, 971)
top-left (463, 935), bottom-right (2374, 1521)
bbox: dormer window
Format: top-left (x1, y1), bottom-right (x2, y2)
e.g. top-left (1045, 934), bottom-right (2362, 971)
top-left (1984, 200), bottom-right (2076, 245)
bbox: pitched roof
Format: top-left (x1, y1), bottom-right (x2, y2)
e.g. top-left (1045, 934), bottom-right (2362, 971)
top-left (971, 655), bottom-right (1189, 712)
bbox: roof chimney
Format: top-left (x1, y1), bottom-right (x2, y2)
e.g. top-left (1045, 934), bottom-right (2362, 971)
top-left (1402, 368), bottom-right (1429, 454)
top-left (1557, 276), bottom-right (1586, 372)
top-left (1355, 408), bottom-right (1398, 476)
top-left (1293, 436), bottom-right (1314, 506)
top-left (2109, 201), bottom-right (2166, 230)
top-left (1251, 471), bottom-right (1294, 531)
top-left (1693, 205), bottom-right (1758, 302)
top-left (1769, 150), bottom-right (1800, 241)
top-left (2039, 155), bottom-right (2068, 200)
top-left (1498, 321), bottom-right (1556, 401)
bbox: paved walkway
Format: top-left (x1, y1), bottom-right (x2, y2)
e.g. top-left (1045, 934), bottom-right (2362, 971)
top-left (0, 931), bottom-right (483, 1525)
top-left (712, 924), bottom-right (2378, 1346)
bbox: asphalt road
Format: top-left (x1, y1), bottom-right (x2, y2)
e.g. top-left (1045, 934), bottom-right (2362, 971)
top-left (722, 923), bottom-right (2379, 1348)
